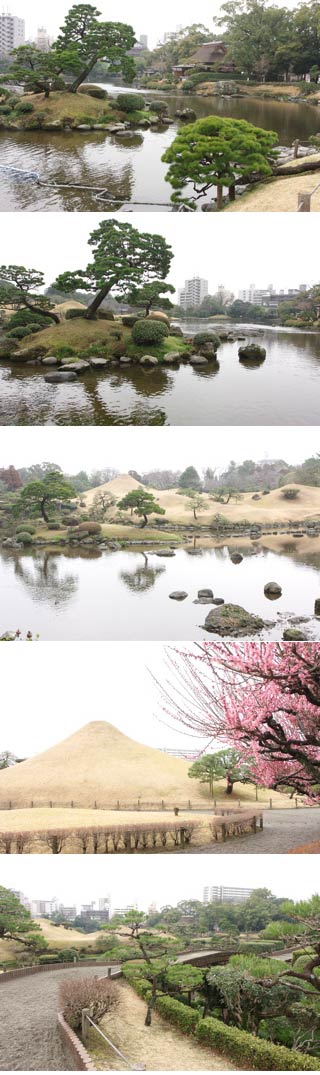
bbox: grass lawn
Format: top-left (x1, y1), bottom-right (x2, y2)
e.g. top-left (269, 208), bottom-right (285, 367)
top-left (10, 90), bottom-right (124, 126)
top-left (13, 320), bottom-right (191, 363)
top-left (225, 154), bottom-right (320, 212)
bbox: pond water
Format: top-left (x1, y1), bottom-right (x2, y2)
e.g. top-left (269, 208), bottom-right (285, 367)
top-left (1, 323), bottom-right (319, 426)
top-left (1, 540), bottom-right (320, 641)
top-left (0, 83), bottom-right (319, 213)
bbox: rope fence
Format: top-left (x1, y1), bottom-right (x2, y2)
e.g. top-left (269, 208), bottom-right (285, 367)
top-left (82, 1010), bottom-right (145, 1070)
top-left (0, 796), bottom-right (311, 812)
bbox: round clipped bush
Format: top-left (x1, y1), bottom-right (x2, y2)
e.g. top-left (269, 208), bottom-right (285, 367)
top-left (15, 101), bottom-right (34, 114)
top-left (76, 522), bottom-right (101, 535)
top-left (117, 93), bottom-right (144, 112)
top-left (193, 332), bottom-right (221, 349)
top-left (16, 531), bottom-right (34, 544)
top-left (79, 85), bottom-right (108, 99)
top-left (132, 319), bottom-right (169, 345)
top-left (16, 523), bottom-right (36, 535)
top-left (147, 311), bottom-right (170, 324)
top-left (65, 308), bottom-right (86, 320)
top-left (151, 101), bottom-right (169, 116)
top-left (97, 310), bottom-right (114, 320)
top-left (7, 327), bottom-right (33, 339)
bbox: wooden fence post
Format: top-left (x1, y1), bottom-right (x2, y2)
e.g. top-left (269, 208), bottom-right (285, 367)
top-left (81, 1008), bottom-right (90, 1044)
top-left (298, 192), bottom-right (311, 211)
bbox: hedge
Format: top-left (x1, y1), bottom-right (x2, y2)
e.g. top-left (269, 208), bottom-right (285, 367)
top-left (195, 1017), bottom-right (320, 1070)
top-left (132, 319), bottom-right (169, 344)
top-left (125, 970), bottom-right (319, 1070)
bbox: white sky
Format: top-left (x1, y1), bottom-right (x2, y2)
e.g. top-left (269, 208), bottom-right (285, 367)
top-left (0, 427), bottom-right (319, 473)
top-left (1, 213), bottom-right (318, 297)
top-left (0, 642), bottom-right (207, 757)
top-left (0, 855), bottom-right (317, 908)
top-left (20, 0), bottom-right (300, 49)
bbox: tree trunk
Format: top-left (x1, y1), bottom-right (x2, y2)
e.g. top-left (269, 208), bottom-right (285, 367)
top-left (145, 980), bottom-right (157, 1026)
top-left (193, 508), bottom-right (197, 520)
top-left (69, 54), bottom-right (99, 94)
top-left (85, 282), bottom-right (114, 320)
top-left (229, 183), bottom-right (236, 202)
top-left (40, 497), bottom-right (49, 523)
top-left (22, 298), bottom-right (59, 324)
top-left (216, 185), bottom-right (223, 211)
top-left (139, 514), bottom-right (148, 528)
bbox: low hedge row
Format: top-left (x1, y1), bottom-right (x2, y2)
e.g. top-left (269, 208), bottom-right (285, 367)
top-left (124, 969), bottom-right (319, 1070)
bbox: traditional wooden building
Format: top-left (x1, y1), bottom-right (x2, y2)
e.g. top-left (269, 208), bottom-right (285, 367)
top-left (173, 40), bottom-right (235, 78)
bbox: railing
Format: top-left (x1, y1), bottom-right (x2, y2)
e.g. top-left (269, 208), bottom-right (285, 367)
top-left (297, 178), bottom-right (320, 211)
top-left (81, 1009), bottom-right (145, 1070)
top-left (0, 796), bottom-right (311, 811)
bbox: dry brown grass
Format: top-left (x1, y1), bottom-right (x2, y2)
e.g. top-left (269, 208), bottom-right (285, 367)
top-left (16, 318), bottom-right (131, 355)
top-left (34, 919), bottom-right (102, 947)
top-left (89, 979), bottom-right (235, 1070)
top-left (0, 721), bottom-right (208, 808)
top-left (197, 81), bottom-right (320, 101)
top-left (22, 90), bottom-right (122, 121)
top-left (225, 160), bottom-right (320, 212)
top-left (85, 480), bottom-right (320, 526)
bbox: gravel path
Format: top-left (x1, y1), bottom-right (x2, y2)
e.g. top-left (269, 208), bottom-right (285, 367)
top-left (186, 808), bottom-right (320, 854)
top-left (0, 965), bottom-right (109, 1071)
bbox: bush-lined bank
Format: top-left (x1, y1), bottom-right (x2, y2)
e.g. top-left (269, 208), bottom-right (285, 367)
top-left (0, 87), bottom-right (163, 133)
top-left (123, 969), bottom-right (320, 1070)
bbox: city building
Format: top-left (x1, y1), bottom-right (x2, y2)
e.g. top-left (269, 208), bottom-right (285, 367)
top-left (80, 899), bottom-right (110, 924)
top-left (178, 276), bottom-right (209, 309)
top-left (203, 886), bottom-right (254, 904)
top-left (111, 904), bottom-right (137, 918)
top-left (139, 34), bottom-right (148, 49)
top-left (0, 12), bottom-right (25, 57)
top-left (34, 26), bottom-right (52, 51)
top-left (29, 898), bottom-right (59, 917)
top-left (217, 284), bottom-right (234, 306)
top-left (56, 904), bottom-right (77, 921)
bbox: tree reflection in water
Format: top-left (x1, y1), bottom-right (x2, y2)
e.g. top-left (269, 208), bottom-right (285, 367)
top-left (119, 552), bottom-right (165, 594)
top-left (13, 551), bottom-right (78, 608)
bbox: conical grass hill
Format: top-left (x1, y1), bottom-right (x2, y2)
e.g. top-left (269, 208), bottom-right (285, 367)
top-left (0, 721), bottom-right (200, 808)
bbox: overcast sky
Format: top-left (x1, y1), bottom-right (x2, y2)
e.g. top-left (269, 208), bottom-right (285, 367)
top-left (1, 213), bottom-right (318, 297)
top-left (0, 427), bottom-right (319, 473)
top-left (1, 855), bottom-right (317, 908)
top-left (21, 0), bottom-right (300, 49)
top-left (0, 642), bottom-right (208, 757)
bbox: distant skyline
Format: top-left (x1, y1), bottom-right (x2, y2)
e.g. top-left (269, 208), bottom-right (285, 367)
top-left (1, 213), bottom-right (318, 297)
top-left (1, 855), bottom-right (317, 908)
top-left (0, 426), bottom-right (319, 473)
top-left (12, 0), bottom-right (301, 49)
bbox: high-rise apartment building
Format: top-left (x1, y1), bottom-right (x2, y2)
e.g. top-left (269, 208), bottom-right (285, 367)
top-left (35, 26), bottom-right (51, 52)
top-left (0, 13), bottom-right (25, 57)
top-left (178, 276), bottom-right (209, 309)
top-left (203, 885), bottom-right (254, 904)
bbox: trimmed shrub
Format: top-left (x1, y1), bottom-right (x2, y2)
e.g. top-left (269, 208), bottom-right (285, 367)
top-left (79, 85), bottom-right (108, 99)
top-left (193, 332), bottom-right (221, 349)
top-left (151, 101), bottom-right (169, 116)
top-left (7, 327), bottom-right (33, 339)
top-left (0, 104), bottom-right (13, 115)
top-left (281, 487), bottom-right (299, 500)
top-left (39, 953), bottom-right (59, 964)
top-left (75, 522), bottom-right (101, 535)
top-left (57, 948), bottom-right (78, 962)
top-left (59, 976), bottom-right (119, 1031)
top-left (16, 523), bottom-right (36, 534)
top-left (132, 319), bottom-right (169, 344)
top-left (65, 309), bottom-right (86, 320)
top-left (47, 522), bottom-right (61, 530)
top-left (16, 531), bottom-right (34, 544)
top-left (195, 1017), bottom-right (319, 1070)
top-left (118, 92), bottom-right (145, 112)
top-left (15, 101), bottom-right (34, 114)
top-left (97, 310), bottom-right (114, 320)
top-left (156, 995), bottom-right (200, 1033)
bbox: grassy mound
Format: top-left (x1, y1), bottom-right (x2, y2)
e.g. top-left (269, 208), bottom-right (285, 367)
top-left (6, 318), bottom-right (191, 364)
top-left (0, 89), bottom-right (125, 129)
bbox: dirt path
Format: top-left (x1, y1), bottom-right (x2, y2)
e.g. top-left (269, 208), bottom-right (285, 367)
top-left (0, 966), bottom-right (109, 1071)
top-left (89, 980), bottom-right (234, 1071)
top-left (186, 807), bottom-right (320, 854)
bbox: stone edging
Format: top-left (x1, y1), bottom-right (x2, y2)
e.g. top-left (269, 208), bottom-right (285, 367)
top-left (57, 1011), bottom-right (95, 1071)
top-left (0, 959), bottom-right (118, 982)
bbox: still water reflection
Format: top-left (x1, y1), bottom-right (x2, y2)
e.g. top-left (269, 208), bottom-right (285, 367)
top-left (0, 324), bottom-right (319, 426)
top-left (0, 83), bottom-right (319, 212)
top-left (1, 541), bottom-right (320, 641)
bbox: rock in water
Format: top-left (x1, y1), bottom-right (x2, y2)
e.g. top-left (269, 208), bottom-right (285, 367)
top-left (264, 581), bottom-right (282, 598)
top-left (204, 603), bottom-right (264, 636)
top-left (169, 591), bottom-right (188, 600)
top-left (44, 372), bottom-right (78, 383)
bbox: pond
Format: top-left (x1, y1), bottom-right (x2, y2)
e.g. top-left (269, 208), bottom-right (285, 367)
top-left (1, 539), bottom-right (320, 641)
top-left (0, 83), bottom-right (319, 213)
top-left (1, 323), bottom-right (319, 426)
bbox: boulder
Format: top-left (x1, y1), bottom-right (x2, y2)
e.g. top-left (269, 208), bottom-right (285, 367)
top-left (212, 598), bottom-right (224, 605)
top-left (314, 598), bottom-right (320, 617)
top-left (230, 553), bottom-right (243, 564)
top-left (41, 356), bottom-right (60, 366)
top-left (190, 355), bottom-right (208, 366)
top-left (239, 344), bottom-right (266, 363)
top-left (119, 355), bottom-right (133, 364)
top-left (283, 628), bottom-right (307, 640)
top-left (156, 549), bottom-right (175, 557)
top-left (198, 589), bottom-right (214, 599)
top-left (89, 357), bottom-right (108, 368)
top-left (44, 371), bottom-right (78, 383)
top-left (264, 581), bottom-right (282, 598)
top-left (60, 361), bottom-right (90, 373)
top-left (140, 355), bottom-right (158, 366)
top-left (10, 345), bottom-right (47, 362)
top-left (169, 591), bottom-right (188, 600)
top-left (162, 352), bottom-right (181, 363)
top-left (204, 603), bottom-right (264, 636)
